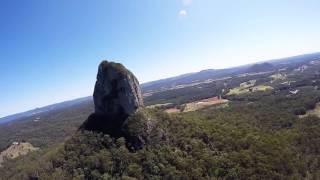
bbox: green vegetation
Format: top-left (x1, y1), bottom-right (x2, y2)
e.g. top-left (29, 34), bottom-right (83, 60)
top-left (144, 73), bottom-right (272, 106)
top-left (0, 101), bottom-right (93, 151)
top-left (1, 102), bottom-right (320, 179)
top-left (1, 58), bottom-right (320, 179)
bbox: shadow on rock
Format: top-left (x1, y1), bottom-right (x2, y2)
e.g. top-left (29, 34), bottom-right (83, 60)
top-left (80, 113), bottom-right (127, 138)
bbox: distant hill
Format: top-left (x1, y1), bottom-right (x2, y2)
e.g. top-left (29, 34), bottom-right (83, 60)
top-left (2, 52), bottom-right (320, 124)
top-left (141, 67), bottom-right (248, 92)
top-left (268, 52), bottom-right (320, 65)
top-left (0, 96), bottom-right (92, 124)
top-left (141, 52), bottom-right (320, 92)
top-left (0, 98), bottom-right (94, 151)
top-left (246, 62), bottom-right (274, 73)
top-left (1, 52), bottom-right (320, 179)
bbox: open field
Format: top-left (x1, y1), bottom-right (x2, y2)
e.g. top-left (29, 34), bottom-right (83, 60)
top-left (227, 80), bottom-right (256, 95)
top-left (227, 87), bottom-right (250, 95)
top-left (165, 108), bottom-right (180, 113)
top-left (270, 73), bottom-right (287, 83)
top-left (227, 81), bottom-right (273, 95)
top-left (183, 98), bottom-right (229, 112)
top-left (252, 85), bottom-right (274, 91)
top-left (165, 96), bottom-right (229, 113)
top-left (147, 103), bottom-right (173, 109)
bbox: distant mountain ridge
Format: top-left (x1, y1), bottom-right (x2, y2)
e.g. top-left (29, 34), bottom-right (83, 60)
top-left (0, 96), bottom-right (92, 124)
top-left (246, 62), bottom-right (274, 73)
top-left (2, 52), bottom-right (320, 124)
top-left (142, 52), bottom-right (320, 92)
top-left (141, 67), bottom-right (249, 92)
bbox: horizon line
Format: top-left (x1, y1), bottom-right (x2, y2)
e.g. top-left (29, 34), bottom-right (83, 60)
top-left (1, 51), bottom-right (319, 119)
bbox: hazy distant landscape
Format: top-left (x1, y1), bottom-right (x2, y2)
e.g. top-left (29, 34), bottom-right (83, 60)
top-left (1, 52), bottom-right (320, 179)
top-left (1, 0), bottom-right (320, 179)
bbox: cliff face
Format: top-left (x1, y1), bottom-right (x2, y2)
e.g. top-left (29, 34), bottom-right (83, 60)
top-left (93, 61), bottom-right (143, 117)
top-left (81, 61), bottom-right (150, 149)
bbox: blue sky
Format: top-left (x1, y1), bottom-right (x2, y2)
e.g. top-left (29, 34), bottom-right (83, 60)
top-left (0, 0), bottom-right (320, 118)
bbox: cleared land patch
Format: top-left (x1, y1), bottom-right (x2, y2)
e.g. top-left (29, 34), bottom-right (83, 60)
top-left (270, 73), bottom-right (287, 83)
top-left (165, 108), bottom-right (181, 113)
top-left (227, 80), bottom-right (256, 95)
top-left (227, 79), bottom-right (273, 95)
top-left (0, 142), bottom-right (39, 167)
top-left (252, 85), bottom-right (274, 91)
top-left (183, 97), bottom-right (229, 112)
top-left (299, 103), bottom-right (320, 118)
top-left (163, 97), bottom-right (229, 113)
top-left (147, 103), bottom-right (173, 109)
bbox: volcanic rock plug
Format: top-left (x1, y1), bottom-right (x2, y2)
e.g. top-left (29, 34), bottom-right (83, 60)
top-left (81, 61), bottom-right (144, 137)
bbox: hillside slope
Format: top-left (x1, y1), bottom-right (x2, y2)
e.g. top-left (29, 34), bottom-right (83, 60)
top-left (0, 96), bottom-right (92, 124)
top-left (0, 99), bottom-right (93, 151)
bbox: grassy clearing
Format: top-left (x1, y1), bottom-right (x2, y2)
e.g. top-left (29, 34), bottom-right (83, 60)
top-left (252, 85), bottom-right (274, 91)
top-left (165, 108), bottom-right (180, 113)
top-left (227, 82), bottom-right (273, 95)
top-left (164, 97), bottom-right (229, 113)
top-left (182, 97), bottom-right (229, 112)
top-left (299, 102), bottom-right (320, 118)
top-left (227, 87), bottom-right (249, 95)
top-left (227, 80), bottom-right (256, 95)
top-left (270, 73), bottom-right (286, 80)
top-left (270, 73), bottom-right (287, 83)
top-left (147, 103), bottom-right (173, 109)
top-left (0, 142), bottom-right (39, 167)
top-left (240, 80), bottom-right (256, 88)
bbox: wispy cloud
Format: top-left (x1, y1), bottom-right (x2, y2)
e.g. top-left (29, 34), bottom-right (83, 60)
top-left (179, 0), bottom-right (191, 17)
top-left (179, 9), bottom-right (188, 16)
top-left (182, 0), bottom-right (192, 6)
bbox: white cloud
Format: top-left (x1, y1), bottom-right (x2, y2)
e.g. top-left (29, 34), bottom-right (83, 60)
top-left (182, 0), bottom-right (192, 6)
top-left (179, 9), bottom-right (188, 16)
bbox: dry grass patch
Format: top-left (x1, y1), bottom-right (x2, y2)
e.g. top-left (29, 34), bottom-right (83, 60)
top-left (183, 97), bottom-right (229, 112)
top-left (0, 142), bottom-right (39, 167)
top-left (252, 85), bottom-right (274, 92)
top-left (270, 73), bottom-right (287, 83)
top-left (165, 108), bottom-right (181, 114)
top-left (227, 84), bottom-right (273, 95)
top-left (227, 80), bottom-right (256, 95)
top-left (299, 103), bottom-right (320, 118)
top-left (147, 103), bottom-right (173, 109)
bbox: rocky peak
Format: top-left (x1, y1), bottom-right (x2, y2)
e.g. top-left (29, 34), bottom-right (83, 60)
top-left (93, 61), bottom-right (144, 116)
top-left (81, 61), bottom-right (144, 138)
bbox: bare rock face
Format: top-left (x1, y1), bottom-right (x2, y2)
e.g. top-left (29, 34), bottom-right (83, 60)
top-left (93, 61), bottom-right (143, 116)
top-left (81, 61), bottom-right (144, 136)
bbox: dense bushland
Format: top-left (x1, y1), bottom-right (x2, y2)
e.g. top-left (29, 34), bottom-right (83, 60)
top-left (1, 104), bottom-right (320, 179)
top-left (2, 61), bottom-right (320, 179)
